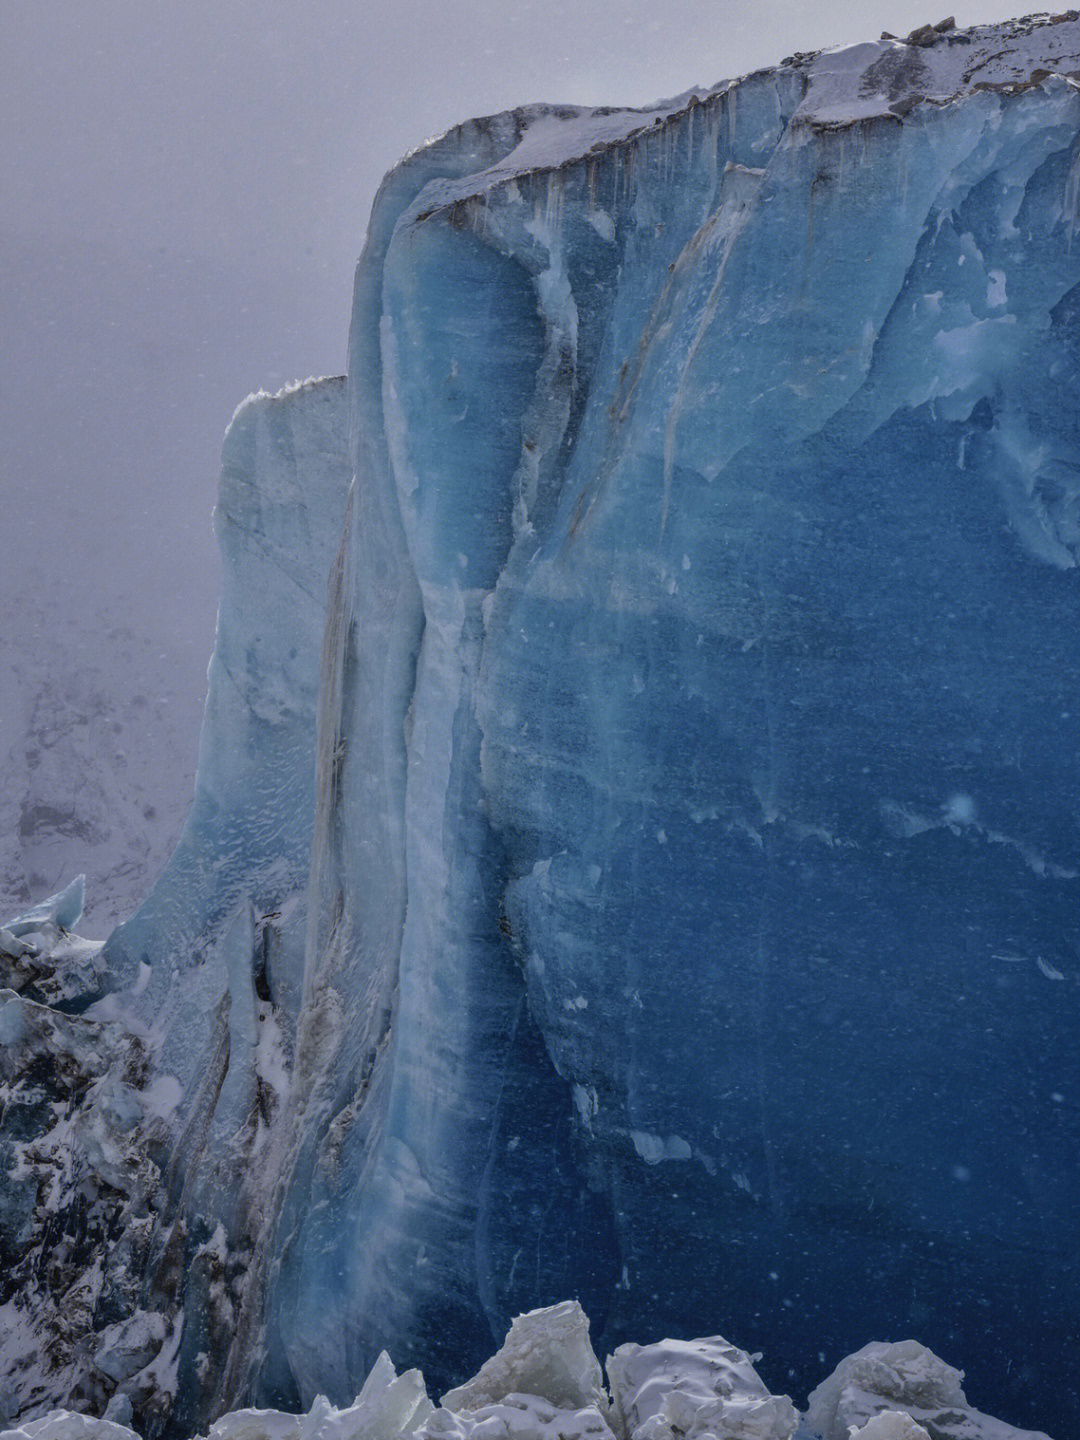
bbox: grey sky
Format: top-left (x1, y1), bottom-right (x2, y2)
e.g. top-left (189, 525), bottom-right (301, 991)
top-left (1, 0), bottom-right (1026, 912)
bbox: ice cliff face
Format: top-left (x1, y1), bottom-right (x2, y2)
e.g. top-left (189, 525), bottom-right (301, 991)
top-left (4, 15), bottom-right (1080, 1440)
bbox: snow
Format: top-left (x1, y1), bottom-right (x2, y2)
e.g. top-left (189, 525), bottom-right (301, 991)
top-left (799, 16), bottom-right (1080, 127)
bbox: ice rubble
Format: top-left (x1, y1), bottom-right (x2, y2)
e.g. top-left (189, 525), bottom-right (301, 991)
top-left (0, 877), bottom-right (106, 1006)
top-left (2, 876), bottom-right (85, 938)
top-left (3, 12), bottom-right (1080, 1440)
top-left (803, 1341), bottom-right (1052, 1440)
top-left (0, 377), bottom-right (351, 1428)
top-left (847, 1419), bottom-right (929, 1440)
top-left (440, 1303), bottom-right (608, 1415)
top-left (0, 1303), bottom-right (1052, 1440)
top-left (606, 1337), bottom-right (797, 1440)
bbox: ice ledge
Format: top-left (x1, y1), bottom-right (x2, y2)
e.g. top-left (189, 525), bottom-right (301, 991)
top-left (397, 13), bottom-right (1080, 223)
top-left (226, 375), bottom-right (346, 431)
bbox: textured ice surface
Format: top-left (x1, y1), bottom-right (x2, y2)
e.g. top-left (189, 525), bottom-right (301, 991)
top-left (804, 1340), bottom-right (1052, 1440)
top-left (606, 1336), bottom-right (797, 1440)
top-left (2, 1305), bottom-right (1050, 1440)
top-left (3, 15), bottom-right (1080, 1439)
top-left (441, 1303), bottom-right (606, 1415)
top-left (3, 875), bottom-right (85, 937)
top-left (0, 1415), bottom-right (141, 1440)
top-left (847, 1418), bottom-right (931, 1440)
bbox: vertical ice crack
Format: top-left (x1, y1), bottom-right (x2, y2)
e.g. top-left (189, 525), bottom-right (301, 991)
top-left (661, 184), bottom-right (758, 532)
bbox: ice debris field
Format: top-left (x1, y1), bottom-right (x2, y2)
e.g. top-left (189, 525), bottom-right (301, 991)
top-left (0, 1301), bottom-right (1056, 1440)
top-left (3, 12), bottom-right (1080, 1440)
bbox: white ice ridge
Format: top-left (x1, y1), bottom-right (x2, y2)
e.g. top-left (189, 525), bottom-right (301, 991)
top-left (0, 1305), bottom-right (1054, 1440)
top-left (399, 13), bottom-right (1080, 220)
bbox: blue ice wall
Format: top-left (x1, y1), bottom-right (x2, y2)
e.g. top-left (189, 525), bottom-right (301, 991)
top-left (29, 22), bottom-right (1080, 1438)
top-left (282, 59), bottom-right (1079, 1433)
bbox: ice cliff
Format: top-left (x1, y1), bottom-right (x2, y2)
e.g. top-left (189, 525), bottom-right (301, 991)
top-left (3, 14), bottom-right (1079, 1439)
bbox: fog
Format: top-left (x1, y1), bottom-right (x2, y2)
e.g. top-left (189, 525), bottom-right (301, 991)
top-left (0, 0), bottom-right (1027, 924)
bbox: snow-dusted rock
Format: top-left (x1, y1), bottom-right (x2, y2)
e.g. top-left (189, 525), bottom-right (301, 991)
top-left (804, 1341), bottom-right (1052, 1440)
top-left (606, 1337), bottom-right (796, 1440)
top-left (92, 1313), bottom-right (168, 1387)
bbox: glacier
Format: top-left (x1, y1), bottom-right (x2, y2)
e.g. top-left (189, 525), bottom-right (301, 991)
top-left (2, 13), bottom-right (1080, 1439)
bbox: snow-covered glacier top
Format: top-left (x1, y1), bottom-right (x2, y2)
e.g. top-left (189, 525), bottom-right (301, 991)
top-left (3, 14), bottom-right (1080, 1440)
top-left (400, 12), bottom-right (1080, 221)
top-left (799, 12), bottom-right (1080, 123)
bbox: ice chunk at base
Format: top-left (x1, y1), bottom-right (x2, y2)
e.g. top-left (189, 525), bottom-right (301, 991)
top-left (0, 898), bottom-right (105, 1007)
top-left (201, 1412), bottom-right (303, 1440)
top-left (1, 1307), bottom-right (1057, 1440)
top-left (196, 1352), bottom-right (433, 1440)
top-left (441, 1304), bottom-right (606, 1415)
top-left (9, 19), bottom-right (1080, 1437)
top-left (606, 1337), bottom-right (796, 1440)
top-left (848, 1417), bottom-right (931, 1440)
top-left (301, 1355), bottom-right (435, 1440)
top-left (803, 1341), bottom-right (1051, 1440)
top-left (2, 874), bottom-right (84, 938)
top-left (0, 1415), bottom-right (140, 1440)
top-left (420, 1397), bottom-right (614, 1440)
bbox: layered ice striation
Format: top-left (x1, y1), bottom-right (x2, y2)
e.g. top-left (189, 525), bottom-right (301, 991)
top-left (4, 14), bottom-right (1080, 1439)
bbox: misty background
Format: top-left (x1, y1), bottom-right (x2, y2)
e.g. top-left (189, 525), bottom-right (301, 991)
top-left (0, 0), bottom-right (1024, 929)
